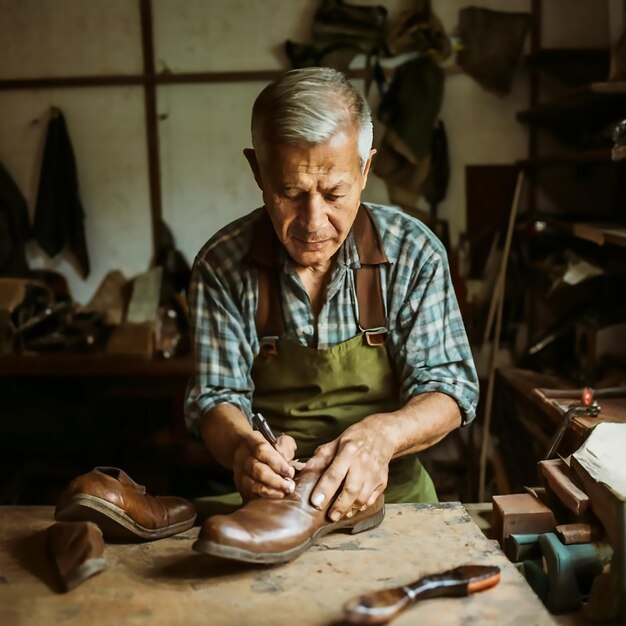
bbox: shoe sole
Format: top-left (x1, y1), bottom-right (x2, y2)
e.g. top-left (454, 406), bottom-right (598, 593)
top-left (62, 557), bottom-right (109, 592)
top-left (192, 504), bottom-right (385, 564)
top-left (55, 495), bottom-right (196, 541)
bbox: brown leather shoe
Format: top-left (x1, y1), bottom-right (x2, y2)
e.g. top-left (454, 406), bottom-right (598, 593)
top-left (192, 468), bottom-right (385, 564)
top-left (47, 521), bottom-right (109, 591)
top-left (55, 467), bottom-right (196, 541)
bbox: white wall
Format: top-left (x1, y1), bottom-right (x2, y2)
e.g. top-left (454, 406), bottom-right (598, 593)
top-left (0, 0), bottom-right (150, 303)
top-left (0, 0), bottom-right (612, 303)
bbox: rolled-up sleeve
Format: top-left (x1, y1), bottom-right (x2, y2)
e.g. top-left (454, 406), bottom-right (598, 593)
top-left (184, 256), bottom-right (256, 437)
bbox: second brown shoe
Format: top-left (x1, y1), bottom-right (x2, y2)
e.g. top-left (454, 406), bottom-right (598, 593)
top-left (55, 467), bottom-right (196, 541)
top-left (192, 467), bottom-right (385, 564)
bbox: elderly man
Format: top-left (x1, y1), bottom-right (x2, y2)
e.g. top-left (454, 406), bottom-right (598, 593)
top-left (185, 67), bottom-right (478, 529)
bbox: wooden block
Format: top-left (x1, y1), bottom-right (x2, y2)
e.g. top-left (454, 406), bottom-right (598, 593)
top-left (538, 458), bottom-right (589, 517)
top-left (492, 494), bottom-right (557, 548)
top-left (555, 522), bottom-right (603, 545)
top-left (105, 322), bottom-right (154, 357)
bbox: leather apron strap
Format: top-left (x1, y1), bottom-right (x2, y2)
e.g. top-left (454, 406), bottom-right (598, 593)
top-left (253, 204), bottom-right (389, 339)
top-left (243, 207), bottom-right (284, 354)
top-left (352, 204), bottom-right (388, 332)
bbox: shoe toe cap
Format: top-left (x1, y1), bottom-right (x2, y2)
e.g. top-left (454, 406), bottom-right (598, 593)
top-left (159, 496), bottom-right (196, 525)
top-left (199, 515), bottom-right (252, 547)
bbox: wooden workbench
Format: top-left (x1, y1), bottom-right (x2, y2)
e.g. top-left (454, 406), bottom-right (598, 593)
top-left (0, 503), bottom-right (555, 626)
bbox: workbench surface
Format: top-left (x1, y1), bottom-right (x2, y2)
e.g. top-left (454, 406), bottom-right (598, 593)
top-left (0, 503), bottom-right (555, 626)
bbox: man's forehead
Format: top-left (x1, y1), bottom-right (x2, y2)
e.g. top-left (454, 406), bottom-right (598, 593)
top-left (281, 169), bottom-right (354, 188)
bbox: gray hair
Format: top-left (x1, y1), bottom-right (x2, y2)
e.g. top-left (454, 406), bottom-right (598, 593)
top-left (251, 67), bottom-right (373, 170)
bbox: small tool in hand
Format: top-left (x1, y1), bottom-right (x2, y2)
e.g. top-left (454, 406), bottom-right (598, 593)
top-left (343, 564), bottom-right (501, 625)
top-left (251, 413), bottom-right (306, 470)
top-left (251, 412), bottom-right (279, 448)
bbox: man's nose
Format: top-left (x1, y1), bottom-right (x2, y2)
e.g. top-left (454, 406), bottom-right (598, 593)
top-left (300, 193), bottom-right (327, 232)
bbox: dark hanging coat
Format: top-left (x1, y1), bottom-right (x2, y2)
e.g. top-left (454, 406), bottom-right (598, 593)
top-left (0, 161), bottom-right (30, 276)
top-left (33, 108), bottom-right (90, 278)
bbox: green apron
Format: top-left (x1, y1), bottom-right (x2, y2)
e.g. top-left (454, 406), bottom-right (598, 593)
top-left (251, 331), bottom-right (438, 505)
top-left (194, 206), bottom-right (437, 517)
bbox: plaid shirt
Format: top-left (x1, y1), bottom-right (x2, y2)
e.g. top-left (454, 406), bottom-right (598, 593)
top-left (185, 203), bottom-right (478, 434)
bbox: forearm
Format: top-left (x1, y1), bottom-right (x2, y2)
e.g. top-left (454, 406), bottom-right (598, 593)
top-left (364, 392), bottom-right (462, 460)
top-left (199, 403), bottom-right (252, 469)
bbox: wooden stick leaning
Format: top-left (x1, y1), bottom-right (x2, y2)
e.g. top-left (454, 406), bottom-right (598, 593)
top-left (478, 171), bottom-right (525, 502)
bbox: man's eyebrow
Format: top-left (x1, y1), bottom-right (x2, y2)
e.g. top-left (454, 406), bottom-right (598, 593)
top-left (322, 182), bottom-right (348, 192)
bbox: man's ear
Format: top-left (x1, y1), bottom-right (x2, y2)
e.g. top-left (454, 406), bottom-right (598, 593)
top-left (360, 148), bottom-right (377, 190)
top-left (244, 148), bottom-right (264, 191)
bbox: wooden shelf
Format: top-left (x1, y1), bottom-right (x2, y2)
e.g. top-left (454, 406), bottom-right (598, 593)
top-left (525, 48), bottom-right (610, 86)
top-left (0, 353), bottom-right (193, 377)
top-left (587, 81), bottom-right (626, 94)
top-left (518, 82), bottom-right (626, 124)
top-left (552, 221), bottom-right (626, 248)
top-left (517, 82), bottom-right (626, 144)
top-left (517, 147), bottom-right (612, 168)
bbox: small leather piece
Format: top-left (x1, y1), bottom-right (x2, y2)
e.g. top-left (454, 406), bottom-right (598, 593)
top-left (55, 466), bottom-right (196, 541)
top-left (46, 521), bottom-right (108, 592)
top-left (555, 522), bottom-right (603, 545)
top-left (193, 467), bottom-right (385, 564)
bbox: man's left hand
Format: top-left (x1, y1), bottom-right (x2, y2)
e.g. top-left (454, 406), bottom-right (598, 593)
top-left (305, 417), bottom-right (394, 522)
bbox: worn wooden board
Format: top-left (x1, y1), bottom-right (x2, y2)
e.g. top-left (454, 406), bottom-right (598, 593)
top-left (0, 504), bottom-right (555, 626)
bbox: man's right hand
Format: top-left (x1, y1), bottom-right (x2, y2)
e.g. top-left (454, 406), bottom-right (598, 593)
top-left (232, 431), bottom-right (298, 501)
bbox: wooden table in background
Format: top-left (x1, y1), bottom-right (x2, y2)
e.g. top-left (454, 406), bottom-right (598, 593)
top-left (0, 503), bottom-right (555, 626)
top-left (0, 353), bottom-right (193, 439)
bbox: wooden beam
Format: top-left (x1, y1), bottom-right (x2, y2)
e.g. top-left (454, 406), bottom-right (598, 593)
top-left (0, 76), bottom-right (144, 90)
top-left (0, 65), bottom-right (455, 91)
top-left (140, 0), bottom-right (162, 262)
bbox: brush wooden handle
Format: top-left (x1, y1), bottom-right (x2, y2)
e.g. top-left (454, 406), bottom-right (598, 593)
top-left (343, 565), bottom-right (501, 624)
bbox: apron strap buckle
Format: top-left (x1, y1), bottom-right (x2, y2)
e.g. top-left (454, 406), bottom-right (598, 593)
top-left (259, 336), bottom-right (279, 357)
top-left (364, 328), bottom-right (387, 347)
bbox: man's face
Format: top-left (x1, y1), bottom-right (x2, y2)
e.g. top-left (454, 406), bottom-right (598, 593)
top-left (245, 127), bottom-right (374, 269)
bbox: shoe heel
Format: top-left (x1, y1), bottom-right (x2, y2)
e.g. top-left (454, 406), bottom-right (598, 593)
top-left (349, 506), bottom-right (385, 535)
